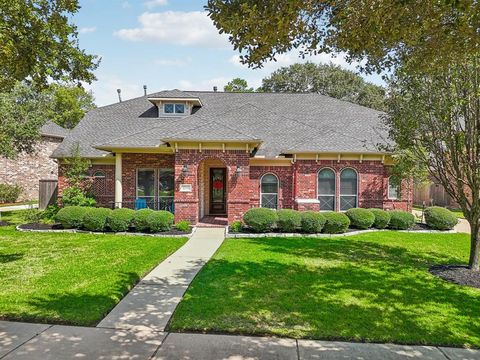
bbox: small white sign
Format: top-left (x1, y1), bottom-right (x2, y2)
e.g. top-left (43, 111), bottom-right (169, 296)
top-left (180, 184), bottom-right (192, 192)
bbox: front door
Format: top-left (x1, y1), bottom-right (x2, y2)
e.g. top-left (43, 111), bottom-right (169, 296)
top-left (209, 168), bottom-right (226, 215)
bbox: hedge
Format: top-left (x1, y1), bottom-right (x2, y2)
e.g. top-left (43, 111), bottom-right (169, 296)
top-left (175, 220), bottom-right (191, 232)
top-left (243, 208), bottom-right (278, 232)
top-left (346, 208), bottom-right (375, 229)
top-left (108, 208), bottom-right (135, 232)
top-left (300, 211), bottom-right (326, 233)
top-left (0, 183), bottom-right (22, 204)
top-left (369, 208), bottom-right (391, 229)
top-left (322, 212), bottom-right (350, 234)
top-left (55, 206), bottom-right (90, 229)
top-left (388, 210), bottom-right (415, 230)
top-left (83, 207), bottom-right (112, 232)
top-left (133, 208), bottom-right (155, 232)
top-left (277, 209), bottom-right (302, 232)
top-left (424, 206), bottom-right (457, 230)
top-left (147, 210), bottom-right (174, 232)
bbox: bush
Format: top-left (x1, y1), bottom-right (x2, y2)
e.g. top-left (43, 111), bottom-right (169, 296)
top-left (83, 207), bottom-right (112, 231)
top-left (229, 220), bottom-right (243, 233)
top-left (276, 209), bottom-right (302, 232)
top-left (322, 212), bottom-right (350, 234)
top-left (55, 206), bottom-right (90, 229)
top-left (369, 208), bottom-right (391, 229)
top-left (0, 183), bottom-right (22, 203)
top-left (21, 208), bottom-right (43, 224)
top-left (175, 220), bottom-right (190, 232)
top-left (108, 208), bottom-right (135, 232)
top-left (243, 208), bottom-right (278, 233)
top-left (42, 205), bottom-right (60, 222)
top-left (388, 210), bottom-right (415, 230)
top-left (133, 208), bottom-right (155, 232)
top-left (424, 206), bottom-right (458, 230)
top-left (346, 208), bottom-right (375, 229)
top-left (147, 210), bottom-right (174, 232)
top-left (62, 186), bottom-right (96, 207)
top-left (300, 211), bottom-right (326, 233)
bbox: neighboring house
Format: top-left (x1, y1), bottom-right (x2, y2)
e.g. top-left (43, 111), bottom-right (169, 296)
top-left (52, 90), bottom-right (411, 224)
top-left (0, 121), bottom-right (68, 201)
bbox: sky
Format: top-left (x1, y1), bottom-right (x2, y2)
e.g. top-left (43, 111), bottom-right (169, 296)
top-left (74, 0), bottom-right (384, 106)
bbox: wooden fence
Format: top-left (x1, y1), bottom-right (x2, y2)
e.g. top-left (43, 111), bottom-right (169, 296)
top-left (413, 182), bottom-right (458, 208)
top-left (39, 179), bottom-right (58, 210)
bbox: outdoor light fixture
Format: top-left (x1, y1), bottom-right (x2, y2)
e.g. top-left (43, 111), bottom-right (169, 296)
top-left (236, 165), bottom-right (242, 175)
top-left (182, 164), bottom-right (189, 174)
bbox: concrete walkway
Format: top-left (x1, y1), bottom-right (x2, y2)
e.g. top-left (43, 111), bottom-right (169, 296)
top-left (0, 204), bottom-right (38, 213)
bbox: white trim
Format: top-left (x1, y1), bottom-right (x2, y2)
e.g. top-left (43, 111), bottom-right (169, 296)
top-left (295, 198), bottom-right (320, 204)
top-left (115, 153), bottom-right (122, 208)
top-left (317, 167), bottom-right (336, 211)
top-left (163, 102), bottom-right (186, 115)
top-left (260, 173), bottom-right (279, 209)
top-left (339, 167), bottom-right (359, 211)
top-left (387, 176), bottom-right (400, 200)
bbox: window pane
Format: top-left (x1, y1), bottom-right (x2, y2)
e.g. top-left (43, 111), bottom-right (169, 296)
top-left (388, 178), bottom-right (400, 199)
top-left (159, 169), bottom-right (174, 197)
top-left (319, 196), bottom-right (335, 211)
top-left (261, 174), bottom-right (278, 193)
top-left (340, 196), bottom-right (357, 211)
top-left (318, 169), bottom-right (335, 195)
top-left (175, 104), bottom-right (185, 113)
top-left (261, 194), bottom-right (278, 209)
top-left (164, 104), bottom-right (174, 113)
top-left (340, 169), bottom-right (357, 195)
top-left (137, 170), bottom-right (155, 197)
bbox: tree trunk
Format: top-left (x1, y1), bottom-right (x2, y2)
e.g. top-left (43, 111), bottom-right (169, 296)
top-left (469, 222), bottom-right (480, 271)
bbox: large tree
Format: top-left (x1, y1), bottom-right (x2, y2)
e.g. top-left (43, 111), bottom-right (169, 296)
top-left (260, 62), bottom-right (385, 110)
top-left (224, 78), bottom-right (254, 92)
top-left (0, 0), bottom-right (99, 91)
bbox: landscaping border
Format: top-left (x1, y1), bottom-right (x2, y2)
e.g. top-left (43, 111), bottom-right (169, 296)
top-left (16, 224), bottom-right (196, 238)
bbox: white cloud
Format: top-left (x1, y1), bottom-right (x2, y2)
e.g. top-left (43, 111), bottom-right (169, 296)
top-left (177, 76), bottom-right (231, 91)
top-left (84, 75), bottom-right (143, 106)
top-left (155, 57), bottom-right (192, 67)
top-left (144, 0), bottom-right (168, 8)
top-left (79, 26), bottom-right (97, 34)
top-left (121, 1), bottom-right (131, 9)
top-left (114, 11), bottom-right (230, 48)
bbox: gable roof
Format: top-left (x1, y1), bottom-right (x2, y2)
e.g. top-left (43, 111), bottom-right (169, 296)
top-left (40, 121), bottom-right (69, 139)
top-left (52, 90), bottom-right (390, 159)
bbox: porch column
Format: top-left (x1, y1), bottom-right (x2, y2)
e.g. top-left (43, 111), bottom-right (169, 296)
top-left (115, 153), bottom-right (122, 208)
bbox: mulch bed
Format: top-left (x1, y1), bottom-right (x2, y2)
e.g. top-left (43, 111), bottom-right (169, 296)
top-left (429, 265), bottom-right (480, 289)
top-left (0, 221), bottom-right (11, 227)
top-left (411, 222), bottom-right (431, 230)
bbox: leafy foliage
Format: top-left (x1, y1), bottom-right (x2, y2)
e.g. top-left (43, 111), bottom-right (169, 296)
top-left (0, 0), bottom-right (99, 91)
top-left (424, 207), bottom-right (458, 231)
top-left (276, 209), bottom-right (302, 232)
top-left (322, 212), bottom-right (350, 234)
top-left (107, 208), bottom-right (135, 232)
top-left (55, 206), bottom-right (89, 229)
top-left (243, 208), bottom-right (278, 232)
top-left (175, 220), bottom-right (191, 232)
top-left (224, 78), bottom-right (254, 92)
top-left (82, 207), bottom-right (112, 232)
top-left (147, 210), bottom-right (174, 232)
top-left (369, 208), bottom-right (391, 229)
top-left (388, 211), bottom-right (415, 230)
top-left (229, 220), bottom-right (243, 233)
top-left (346, 208), bottom-right (375, 230)
top-left (133, 208), bottom-right (155, 232)
top-left (0, 184), bottom-right (22, 203)
top-left (260, 63), bottom-right (385, 110)
top-left (300, 211), bottom-right (326, 233)
top-left (61, 186), bottom-right (96, 207)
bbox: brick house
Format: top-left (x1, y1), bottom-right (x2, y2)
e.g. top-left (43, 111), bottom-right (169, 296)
top-left (0, 121), bottom-right (68, 201)
top-left (52, 90), bottom-right (411, 224)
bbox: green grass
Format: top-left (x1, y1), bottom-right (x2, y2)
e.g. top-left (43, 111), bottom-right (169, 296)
top-left (169, 232), bottom-right (480, 348)
top-left (0, 210), bottom-right (28, 225)
top-left (0, 226), bottom-right (186, 325)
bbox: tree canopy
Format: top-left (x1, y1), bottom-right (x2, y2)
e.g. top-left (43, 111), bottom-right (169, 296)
top-left (224, 78), bottom-right (254, 92)
top-left (0, 0), bottom-right (99, 91)
top-left (260, 62), bottom-right (385, 110)
top-left (206, 0), bottom-right (479, 73)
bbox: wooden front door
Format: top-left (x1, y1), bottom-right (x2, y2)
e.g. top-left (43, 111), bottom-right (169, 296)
top-left (209, 168), bottom-right (226, 215)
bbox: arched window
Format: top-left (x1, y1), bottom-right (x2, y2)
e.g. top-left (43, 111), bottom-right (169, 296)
top-left (340, 168), bottom-right (358, 211)
top-left (261, 174), bottom-right (279, 209)
top-left (318, 168), bottom-right (336, 211)
top-left (388, 176), bottom-right (401, 200)
top-left (93, 170), bottom-right (106, 178)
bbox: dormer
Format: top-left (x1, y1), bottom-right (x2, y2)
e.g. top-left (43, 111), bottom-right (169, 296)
top-left (147, 90), bottom-right (202, 118)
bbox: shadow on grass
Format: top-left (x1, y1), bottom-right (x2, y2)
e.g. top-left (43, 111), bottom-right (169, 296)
top-left (0, 253), bottom-right (23, 263)
top-left (170, 237), bottom-right (480, 348)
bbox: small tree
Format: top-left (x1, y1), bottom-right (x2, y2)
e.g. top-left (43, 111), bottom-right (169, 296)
top-left (224, 78), bottom-right (254, 92)
top-left (386, 57), bottom-right (480, 270)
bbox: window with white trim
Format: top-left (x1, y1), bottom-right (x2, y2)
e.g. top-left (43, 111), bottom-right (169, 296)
top-left (318, 168), bottom-right (336, 211)
top-left (137, 169), bottom-right (155, 207)
top-left (388, 176), bottom-right (401, 200)
top-left (261, 174), bottom-right (279, 209)
top-left (164, 103), bottom-right (185, 114)
top-left (340, 168), bottom-right (358, 211)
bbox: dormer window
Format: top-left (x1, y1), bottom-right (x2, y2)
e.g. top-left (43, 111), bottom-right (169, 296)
top-left (164, 103), bottom-right (185, 114)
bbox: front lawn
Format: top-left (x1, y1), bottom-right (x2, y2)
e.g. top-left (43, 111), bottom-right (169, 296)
top-left (0, 226), bottom-right (186, 325)
top-left (169, 232), bottom-right (480, 348)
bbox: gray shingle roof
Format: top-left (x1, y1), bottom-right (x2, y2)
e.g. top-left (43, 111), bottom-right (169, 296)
top-left (52, 90), bottom-right (390, 159)
top-left (40, 121), bottom-right (69, 139)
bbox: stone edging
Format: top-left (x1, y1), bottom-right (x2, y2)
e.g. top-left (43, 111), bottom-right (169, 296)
top-left (226, 228), bottom-right (457, 238)
top-left (16, 225), bottom-right (196, 238)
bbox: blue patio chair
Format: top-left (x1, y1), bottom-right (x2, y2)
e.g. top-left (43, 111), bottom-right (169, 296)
top-left (135, 198), bottom-right (147, 210)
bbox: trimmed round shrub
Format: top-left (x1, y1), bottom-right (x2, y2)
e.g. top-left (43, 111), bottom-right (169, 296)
top-left (369, 208), bottom-right (391, 229)
top-left (108, 208), bottom-right (135, 232)
top-left (388, 210), bottom-right (415, 230)
top-left (229, 220), bottom-right (242, 233)
top-left (300, 211), bottom-right (326, 233)
top-left (277, 209), bottom-right (302, 232)
top-left (83, 207), bottom-right (112, 232)
top-left (322, 212), bottom-right (350, 234)
top-left (55, 206), bottom-right (90, 229)
top-left (345, 208), bottom-right (375, 229)
top-left (133, 208), bottom-right (155, 232)
top-left (175, 220), bottom-right (191, 232)
top-left (424, 206), bottom-right (458, 230)
top-left (147, 210), bottom-right (174, 232)
top-left (243, 208), bottom-right (278, 233)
